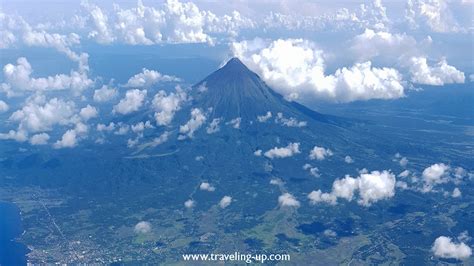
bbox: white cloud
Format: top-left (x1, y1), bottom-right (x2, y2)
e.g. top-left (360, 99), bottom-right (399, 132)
top-left (303, 163), bottom-right (320, 177)
top-left (432, 236), bottom-right (472, 260)
top-left (308, 190), bottom-right (337, 205)
top-left (115, 123), bottom-right (130, 135)
top-left (232, 38), bottom-right (405, 103)
top-left (0, 12), bottom-right (89, 72)
top-left (406, 0), bottom-right (462, 33)
top-left (179, 108), bottom-right (206, 139)
top-left (131, 121), bottom-right (153, 134)
top-left (257, 111), bottom-right (272, 122)
top-left (278, 193), bottom-right (300, 208)
top-left (351, 29), bottom-right (421, 61)
top-left (398, 170), bottom-right (410, 178)
top-left (409, 57), bottom-right (465, 85)
top-left (309, 170), bottom-right (396, 206)
top-left (152, 88), bottom-right (187, 126)
top-left (262, 1), bottom-right (389, 32)
top-left (79, 105), bottom-right (98, 121)
top-left (124, 68), bottom-right (180, 88)
top-left (10, 97), bottom-right (76, 133)
top-left (226, 117), bottom-right (241, 129)
top-left (199, 182), bottom-right (215, 192)
top-left (0, 130), bottom-right (28, 142)
top-left (264, 142), bottom-right (301, 159)
top-left (275, 112), bottom-right (306, 127)
top-left (344, 155), bottom-right (354, 164)
top-left (254, 149), bottom-right (262, 156)
top-left (81, 0), bottom-right (253, 45)
top-left (151, 131), bottom-right (170, 147)
top-left (184, 199), bottom-right (195, 208)
top-left (134, 221), bottom-right (152, 234)
top-left (422, 163), bottom-right (450, 192)
top-left (206, 118), bottom-right (221, 134)
top-left (29, 133), bottom-right (50, 145)
top-left (97, 122), bottom-right (115, 132)
top-left (113, 89), bottom-right (147, 115)
top-left (357, 170), bottom-right (397, 206)
top-left (81, 1), bottom-right (115, 44)
top-left (270, 178), bottom-right (283, 186)
top-left (309, 146), bottom-right (333, 161)
top-left (2, 57), bottom-right (93, 96)
top-left (93, 85), bottom-right (117, 102)
top-left (54, 129), bottom-right (78, 149)
top-left (452, 187), bottom-right (462, 198)
top-left (396, 181), bottom-right (408, 190)
top-left (53, 122), bottom-right (88, 149)
top-left (219, 196), bottom-right (232, 208)
top-left (0, 100), bottom-right (9, 113)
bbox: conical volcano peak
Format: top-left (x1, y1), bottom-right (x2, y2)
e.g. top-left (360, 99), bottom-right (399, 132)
top-left (218, 57), bottom-right (253, 76)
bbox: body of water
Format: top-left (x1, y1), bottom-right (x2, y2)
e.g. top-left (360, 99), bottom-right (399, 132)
top-left (0, 201), bottom-right (29, 266)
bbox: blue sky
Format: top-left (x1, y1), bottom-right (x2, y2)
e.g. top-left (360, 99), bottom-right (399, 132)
top-left (0, 0), bottom-right (473, 146)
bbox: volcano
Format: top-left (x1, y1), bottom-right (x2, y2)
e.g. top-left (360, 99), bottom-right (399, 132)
top-left (122, 57), bottom-right (387, 184)
top-left (190, 57), bottom-right (334, 123)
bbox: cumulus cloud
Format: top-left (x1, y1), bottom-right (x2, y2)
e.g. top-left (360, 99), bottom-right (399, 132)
top-left (452, 187), bottom-right (462, 198)
top-left (9, 97), bottom-right (76, 133)
top-left (29, 133), bottom-right (50, 145)
top-left (124, 68), bottom-right (180, 88)
top-left (113, 89), bottom-right (147, 115)
top-left (2, 57), bottom-right (93, 97)
top-left (206, 118), bottom-right (221, 134)
top-left (97, 122), bottom-right (116, 132)
top-left (409, 57), bottom-right (465, 85)
top-left (350, 28), bottom-right (424, 61)
top-left (142, 131), bottom-right (170, 148)
top-left (344, 156), bottom-right (354, 164)
top-left (303, 163), bottom-right (320, 177)
top-left (309, 146), bottom-right (333, 161)
top-left (54, 122), bottom-right (88, 149)
top-left (262, 0), bottom-right (389, 32)
top-left (232, 38), bottom-right (405, 103)
top-left (257, 111), bottom-right (272, 122)
top-left (278, 193), bottom-right (300, 208)
top-left (54, 129), bottom-right (78, 148)
top-left (131, 121), bottom-right (153, 135)
top-left (421, 163), bottom-right (450, 192)
top-left (406, 0), bottom-right (462, 33)
top-left (115, 123), bottom-right (130, 135)
top-left (184, 199), bottom-right (195, 208)
top-left (199, 182), bottom-right (215, 192)
top-left (432, 236), bottom-right (472, 260)
top-left (219, 196), bottom-right (232, 208)
top-left (0, 100), bottom-right (9, 113)
top-left (81, 1), bottom-right (115, 44)
top-left (264, 142), bottom-right (301, 159)
top-left (0, 12), bottom-right (90, 72)
top-left (81, 0), bottom-right (253, 45)
top-left (79, 105), bottom-right (98, 121)
top-left (134, 221), bottom-right (152, 234)
top-left (275, 112), bottom-right (306, 127)
top-left (308, 170), bottom-right (396, 206)
top-left (226, 117), bottom-right (241, 129)
top-left (152, 88), bottom-right (187, 126)
top-left (178, 108), bottom-right (206, 139)
top-left (0, 130), bottom-right (28, 142)
top-left (93, 85), bottom-right (117, 102)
